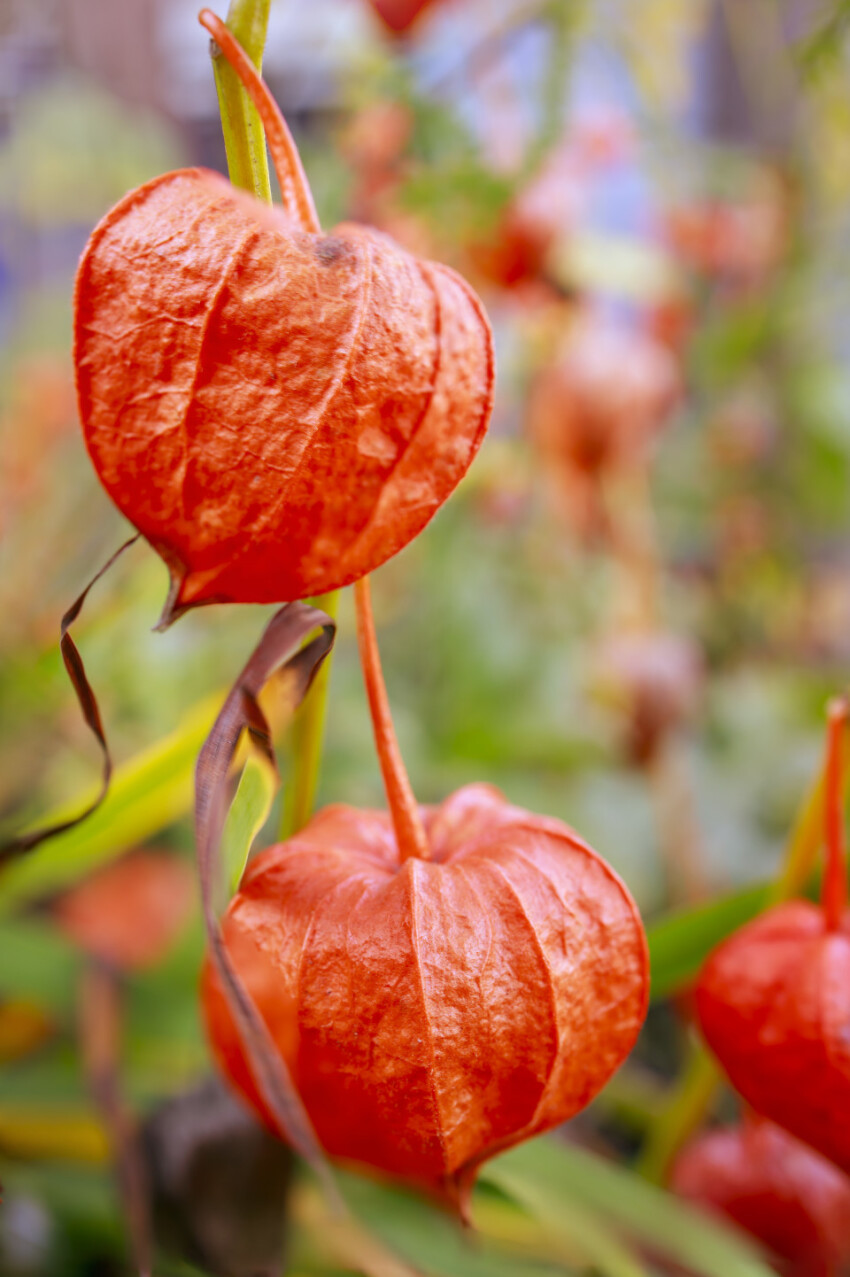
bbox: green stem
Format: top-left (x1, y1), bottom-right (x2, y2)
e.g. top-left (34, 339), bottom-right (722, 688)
top-left (636, 1048), bottom-right (719, 1185)
top-left (209, 0), bottom-right (272, 202)
top-left (281, 591), bottom-right (340, 839)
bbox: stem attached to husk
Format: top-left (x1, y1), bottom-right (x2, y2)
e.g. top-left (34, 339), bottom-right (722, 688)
top-left (354, 577), bottom-right (430, 863)
top-left (822, 695), bottom-right (848, 931)
top-left (200, 8), bottom-right (320, 232)
top-left (204, 0), bottom-right (272, 202)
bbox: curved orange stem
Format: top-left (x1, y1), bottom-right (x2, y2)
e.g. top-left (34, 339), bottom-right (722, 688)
top-left (354, 577), bottom-right (430, 863)
top-left (198, 9), bottom-right (321, 234)
top-left (823, 695), bottom-right (848, 931)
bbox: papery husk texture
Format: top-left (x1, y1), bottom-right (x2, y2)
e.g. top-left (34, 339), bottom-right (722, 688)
top-left (697, 900), bottom-right (850, 1175)
top-left (673, 1117), bottom-right (850, 1277)
top-left (202, 783), bottom-right (648, 1211)
top-left (74, 169), bottom-right (493, 618)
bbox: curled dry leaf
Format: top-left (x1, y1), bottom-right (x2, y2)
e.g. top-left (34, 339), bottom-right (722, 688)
top-left (672, 1117), bottom-right (850, 1277)
top-left (74, 12), bottom-right (493, 624)
top-left (697, 699), bottom-right (850, 1175)
top-left (202, 783), bottom-right (648, 1215)
top-left (194, 597), bottom-right (339, 1204)
top-left (0, 534), bottom-right (139, 864)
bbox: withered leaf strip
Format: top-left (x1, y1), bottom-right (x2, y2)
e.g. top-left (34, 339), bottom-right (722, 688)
top-left (0, 535), bottom-right (139, 867)
top-left (194, 600), bottom-right (341, 1206)
top-left (73, 16), bottom-right (494, 625)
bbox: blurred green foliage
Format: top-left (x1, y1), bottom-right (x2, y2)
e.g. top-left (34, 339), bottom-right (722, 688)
top-left (3, 0), bottom-right (850, 1274)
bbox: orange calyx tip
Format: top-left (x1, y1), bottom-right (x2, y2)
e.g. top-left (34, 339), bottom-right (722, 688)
top-left (198, 8), bottom-right (321, 235)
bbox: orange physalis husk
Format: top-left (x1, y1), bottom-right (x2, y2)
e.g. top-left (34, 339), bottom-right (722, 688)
top-left (665, 170), bottom-right (789, 290)
top-left (696, 697), bottom-right (850, 1175)
top-left (672, 1117), bottom-right (850, 1277)
top-left (369, 0), bottom-right (437, 35)
top-left (53, 849), bottom-right (195, 973)
top-left (527, 311), bottom-right (680, 540)
top-left (202, 578), bottom-right (648, 1217)
top-left (74, 11), bottom-right (493, 625)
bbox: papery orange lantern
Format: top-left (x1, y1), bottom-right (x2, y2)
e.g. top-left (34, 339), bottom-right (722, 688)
top-left (469, 120), bottom-right (632, 293)
top-left (673, 1117), bottom-right (850, 1277)
top-left (530, 313), bottom-right (680, 477)
top-left (73, 12), bottom-right (493, 624)
top-left (697, 698), bottom-right (850, 1176)
top-left (53, 850), bottom-right (195, 973)
top-left (528, 312), bottom-right (680, 536)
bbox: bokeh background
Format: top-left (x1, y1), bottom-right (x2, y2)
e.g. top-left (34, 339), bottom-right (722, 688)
top-left (2, 1), bottom-right (850, 1274)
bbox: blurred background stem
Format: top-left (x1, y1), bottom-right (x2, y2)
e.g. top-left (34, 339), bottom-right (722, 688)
top-left (208, 0), bottom-right (338, 840)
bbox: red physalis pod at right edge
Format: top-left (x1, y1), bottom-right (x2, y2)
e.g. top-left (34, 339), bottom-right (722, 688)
top-left (696, 697), bottom-right (850, 1175)
top-left (73, 12), bottom-right (493, 624)
top-left (672, 1116), bottom-right (850, 1276)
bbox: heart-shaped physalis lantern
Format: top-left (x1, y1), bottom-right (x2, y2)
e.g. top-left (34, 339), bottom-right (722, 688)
top-left (672, 1116), bottom-right (850, 1276)
top-left (202, 578), bottom-right (648, 1213)
top-left (74, 12), bottom-right (493, 625)
top-left (697, 696), bottom-right (850, 1175)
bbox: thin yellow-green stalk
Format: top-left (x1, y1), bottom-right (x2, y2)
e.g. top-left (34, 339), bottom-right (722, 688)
top-left (209, 0), bottom-right (273, 202)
